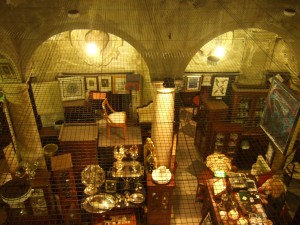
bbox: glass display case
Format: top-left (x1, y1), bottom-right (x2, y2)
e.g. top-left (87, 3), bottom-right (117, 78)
top-left (208, 122), bottom-right (242, 160)
top-left (231, 84), bottom-right (268, 128)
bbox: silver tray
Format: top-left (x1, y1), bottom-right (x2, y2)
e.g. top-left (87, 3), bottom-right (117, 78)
top-left (82, 193), bottom-right (115, 213)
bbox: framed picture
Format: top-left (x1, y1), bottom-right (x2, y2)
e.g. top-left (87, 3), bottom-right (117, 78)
top-left (0, 63), bottom-right (17, 80)
top-left (265, 142), bottom-right (276, 166)
top-left (105, 180), bottom-right (117, 193)
top-left (202, 75), bottom-right (212, 86)
top-left (85, 76), bottom-right (98, 91)
top-left (58, 76), bottom-right (85, 101)
top-left (260, 78), bottom-right (300, 155)
top-left (98, 75), bottom-right (112, 92)
top-left (184, 75), bottom-right (202, 91)
top-left (112, 74), bottom-right (129, 94)
top-left (211, 76), bottom-right (229, 97)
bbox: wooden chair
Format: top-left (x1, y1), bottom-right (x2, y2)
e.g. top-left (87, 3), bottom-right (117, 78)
top-left (102, 98), bottom-right (127, 139)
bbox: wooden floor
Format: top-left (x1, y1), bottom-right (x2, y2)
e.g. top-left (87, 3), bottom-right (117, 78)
top-left (98, 126), bottom-right (142, 147)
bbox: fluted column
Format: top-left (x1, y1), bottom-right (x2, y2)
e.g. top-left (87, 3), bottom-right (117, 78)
top-left (3, 83), bottom-right (46, 169)
top-left (151, 87), bottom-right (175, 168)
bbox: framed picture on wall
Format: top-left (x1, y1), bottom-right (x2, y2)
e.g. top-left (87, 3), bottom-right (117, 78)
top-left (202, 75), bottom-right (213, 86)
top-left (85, 76), bottom-right (98, 91)
top-left (260, 78), bottom-right (300, 155)
top-left (112, 74), bottom-right (129, 94)
top-left (58, 76), bottom-right (85, 101)
top-left (184, 75), bottom-right (202, 91)
top-left (211, 76), bottom-right (229, 97)
top-left (0, 63), bottom-right (17, 80)
top-left (98, 75), bottom-right (112, 92)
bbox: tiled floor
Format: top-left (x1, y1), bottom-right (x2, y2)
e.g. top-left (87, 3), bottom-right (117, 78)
top-left (171, 108), bottom-right (203, 225)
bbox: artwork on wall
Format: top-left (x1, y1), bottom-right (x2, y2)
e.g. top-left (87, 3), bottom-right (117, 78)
top-left (112, 74), bottom-right (129, 94)
top-left (98, 75), bottom-right (112, 92)
top-left (58, 76), bottom-right (85, 101)
top-left (260, 78), bottom-right (300, 155)
top-left (202, 75), bottom-right (213, 86)
top-left (211, 76), bottom-right (229, 97)
top-left (126, 74), bottom-right (140, 91)
top-left (0, 63), bottom-right (17, 80)
top-left (85, 76), bottom-right (98, 91)
top-left (184, 75), bottom-right (202, 91)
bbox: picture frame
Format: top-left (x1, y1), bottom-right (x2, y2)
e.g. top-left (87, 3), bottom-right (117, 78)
top-left (202, 75), bottom-right (213, 86)
top-left (0, 63), bottom-right (17, 80)
top-left (105, 179), bottom-right (117, 193)
top-left (85, 76), bottom-right (98, 91)
top-left (98, 75), bottom-right (112, 92)
top-left (112, 74), bottom-right (129, 94)
top-left (58, 76), bottom-right (85, 101)
top-left (211, 76), bottom-right (229, 97)
top-left (260, 78), bottom-right (300, 155)
top-left (184, 75), bottom-right (202, 91)
top-left (265, 142), bottom-right (276, 166)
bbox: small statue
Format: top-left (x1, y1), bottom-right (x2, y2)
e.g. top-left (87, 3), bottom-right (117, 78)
top-left (144, 138), bottom-right (158, 173)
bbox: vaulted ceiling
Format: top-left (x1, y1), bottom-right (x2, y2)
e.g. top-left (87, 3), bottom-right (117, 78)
top-left (0, 0), bottom-right (300, 85)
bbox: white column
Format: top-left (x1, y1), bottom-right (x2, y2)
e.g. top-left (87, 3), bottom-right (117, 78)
top-left (3, 83), bottom-right (46, 169)
top-left (151, 87), bottom-right (175, 168)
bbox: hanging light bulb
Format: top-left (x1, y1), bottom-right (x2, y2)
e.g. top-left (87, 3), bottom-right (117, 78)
top-left (213, 46), bottom-right (226, 58)
top-left (86, 42), bottom-right (98, 56)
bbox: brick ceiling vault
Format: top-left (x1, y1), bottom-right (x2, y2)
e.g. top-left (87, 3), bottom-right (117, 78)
top-left (0, 0), bottom-right (299, 83)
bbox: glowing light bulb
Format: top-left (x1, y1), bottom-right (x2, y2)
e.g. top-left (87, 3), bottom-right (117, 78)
top-left (214, 46), bottom-right (226, 58)
top-left (86, 42), bottom-right (98, 56)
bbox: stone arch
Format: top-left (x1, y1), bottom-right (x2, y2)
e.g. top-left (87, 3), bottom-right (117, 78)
top-left (20, 22), bottom-right (148, 80)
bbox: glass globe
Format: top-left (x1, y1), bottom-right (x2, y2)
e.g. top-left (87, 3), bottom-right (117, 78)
top-left (81, 165), bottom-right (105, 195)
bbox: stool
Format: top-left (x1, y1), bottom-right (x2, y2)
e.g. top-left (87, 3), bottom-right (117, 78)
top-left (195, 169), bottom-right (214, 202)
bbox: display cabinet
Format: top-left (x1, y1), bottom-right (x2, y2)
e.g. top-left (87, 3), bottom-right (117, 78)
top-left (51, 153), bottom-right (81, 225)
top-left (27, 170), bottom-right (54, 216)
top-left (231, 84), bottom-right (268, 129)
top-left (58, 123), bottom-right (98, 172)
top-left (207, 122), bottom-right (242, 160)
top-left (146, 174), bottom-right (175, 225)
top-left (194, 95), bottom-right (229, 157)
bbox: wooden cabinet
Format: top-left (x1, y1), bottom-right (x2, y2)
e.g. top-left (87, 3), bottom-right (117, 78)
top-left (207, 122), bottom-right (242, 160)
top-left (27, 170), bottom-right (54, 216)
top-left (195, 95), bottom-right (229, 157)
top-left (58, 123), bottom-right (98, 172)
top-left (63, 100), bottom-right (95, 123)
top-left (146, 174), bottom-right (175, 225)
top-left (51, 153), bottom-right (81, 225)
top-left (231, 84), bottom-right (268, 129)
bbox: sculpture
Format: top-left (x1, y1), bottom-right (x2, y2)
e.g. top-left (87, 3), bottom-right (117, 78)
top-left (143, 138), bottom-right (158, 173)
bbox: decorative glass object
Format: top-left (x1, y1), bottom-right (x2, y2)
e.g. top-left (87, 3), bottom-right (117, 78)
top-left (81, 165), bottom-right (105, 195)
top-left (128, 145), bottom-right (139, 172)
top-left (114, 145), bottom-right (126, 172)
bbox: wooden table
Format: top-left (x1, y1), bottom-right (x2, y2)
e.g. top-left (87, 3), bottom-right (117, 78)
top-left (204, 178), bottom-right (270, 225)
